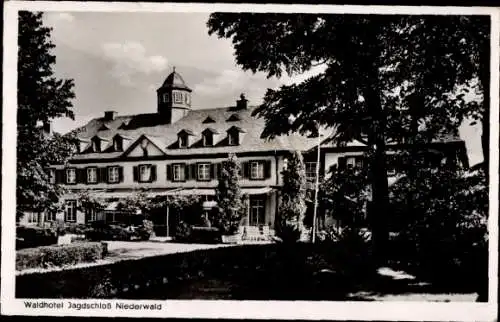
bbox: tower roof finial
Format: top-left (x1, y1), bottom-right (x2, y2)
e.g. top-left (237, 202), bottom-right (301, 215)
top-left (173, 66), bottom-right (176, 73)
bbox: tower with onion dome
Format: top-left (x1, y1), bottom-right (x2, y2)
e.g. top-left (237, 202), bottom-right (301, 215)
top-left (157, 67), bottom-right (193, 124)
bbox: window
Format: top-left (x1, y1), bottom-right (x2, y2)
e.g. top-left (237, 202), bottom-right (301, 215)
top-left (173, 164), bottom-right (185, 181)
top-left (108, 166), bottom-right (120, 183)
top-left (249, 198), bottom-right (265, 226)
top-left (114, 137), bottom-right (123, 151)
top-left (27, 212), bottom-right (38, 224)
top-left (250, 161), bottom-right (265, 179)
top-left (179, 135), bottom-right (188, 148)
top-left (203, 133), bottom-right (213, 147)
top-left (66, 168), bottom-right (76, 184)
top-left (355, 157), bottom-right (363, 169)
top-left (228, 132), bottom-right (239, 145)
top-left (92, 138), bottom-right (100, 152)
top-left (65, 200), bottom-right (77, 222)
top-left (163, 93), bottom-right (170, 103)
top-left (85, 208), bottom-right (98, 222)
top-left (346, 157), bottom-right (356, 170)
top-left (174, 92), bottom-right (183, 103)
top-left (49, 169), bottom-right (56, 184)
top-left (45, 211), bottom-right (56, 222)
top-left (87, 167), bottom-right (98, 183)
top-left (139, 164), bottom-right (152, 182)
top-left (305, 162), bottom-right (317, 180)
top-left (185, 93), bottom-right (190, 104)
top-left (197, 163), bottom-right (211, 181)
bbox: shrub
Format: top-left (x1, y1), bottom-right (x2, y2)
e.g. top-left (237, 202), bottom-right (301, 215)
top-left (190, 227), bottom-right (222, 244)
top-left (16, 226), bottom-right (58, 249)
top-left (137, 219), bottom-right (154, 240)
top-left (16, 242), bottom-right (106, 270)
top-left (174, 221), bottom-right (192, 242)
top-left (389, 167), bottom-right (488, 292)
top-left (275, 222), bottom-right (301, 244)
top-left (85, 224), bottom-right (134, 241)
top-left (57, 223), bottom-right (89, 236)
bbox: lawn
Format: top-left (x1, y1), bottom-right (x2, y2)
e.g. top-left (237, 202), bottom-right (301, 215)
top-left (123, 243), bottom-right (481, 301)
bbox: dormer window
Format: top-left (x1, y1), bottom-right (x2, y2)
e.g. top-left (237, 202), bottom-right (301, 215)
top-left (228, 132), bottom-right (239, 146)
top-left (227, 126), bottom-right (245, 146)
top-left (202, 128), bottom-right (219, 147)
top-left (113, 136), bottom-right (123, 151)
top-left (179, 135), bottom-right (188, 148)
top-left (226, 114), bottom-right (241, 122)
top-left (177, 129), bottom-right (194, 149)
top-left (91, 137), bottom-right (101, 152)
top-left (203, 133), bottom-right (213, 147)
top-left (202, 116), bottom-right (216, 124)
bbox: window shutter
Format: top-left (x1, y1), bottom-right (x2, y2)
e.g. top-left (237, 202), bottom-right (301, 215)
top-left (191, 164), bottom-right (197, 180)
top-left (99, 167), bottom-right (108, 183)
top-left (243, 162), bottom-right (250, 178)
top-left (133, 166), bottom-right (139, 182)
top-left (355, 156), bottom-right (363, 169)
top-left (55, 169), bottom-right (65, 183)
top-left (118, 167), bottom-right (124, 183)
top-left (150, 165), bottom-right (157, 182)
top-left (210, 163), bottom-right (216, 180)
top-left (338, 157), bottom-right (346, 170)
top-left (77, 168), bottom-right (86, 183)
top-left (166, 164), bottom-right (172, 181)
top-left (264, 160), bottom-right (272, 179)
top-left (217, 163), bottom-right (222, 179)
top-left (182, 164), bottom-right (188, 181)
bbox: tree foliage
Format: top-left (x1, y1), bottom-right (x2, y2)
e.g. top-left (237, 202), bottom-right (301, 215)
top-left (207, 13), bottom-right (489, 256)
top-left (389, 166), bottom-right (488, 294)
top-left (279, 151), bottom-right (307, 225)
top-left (214, 154), bottom-right (246, 234)
top-left (17, 11), bottom-right (77, 217)
top-left (319, 163), bottom-right (370, 228)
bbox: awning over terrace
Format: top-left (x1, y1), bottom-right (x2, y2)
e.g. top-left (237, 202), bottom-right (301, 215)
top-left (161, 187), bottom-right (275, 196)
top-left (69, 187), bottom-right (275, 201)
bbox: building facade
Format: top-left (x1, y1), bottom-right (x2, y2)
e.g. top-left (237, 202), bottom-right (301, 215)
top-left (19, 69), bottom-right (469, 239)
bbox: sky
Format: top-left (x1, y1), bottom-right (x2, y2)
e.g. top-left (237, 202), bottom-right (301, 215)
top-left (43, 11), bottom-right (484, 167)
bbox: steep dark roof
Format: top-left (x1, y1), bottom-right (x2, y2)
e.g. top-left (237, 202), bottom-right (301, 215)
top-left (71, 105), bottom-right (323, 160)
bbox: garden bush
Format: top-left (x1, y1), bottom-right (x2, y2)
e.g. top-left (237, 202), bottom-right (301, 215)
top-left (16, 226), bottom-right (58, 249)
top-left (16, 242), bottom-right (107, 270)
top-left (190, 226), bottom-right (222, 244)
top-left (174, 221), bottom-right (192, 242)
top-left (275, 222), bottom-right (301, 243)
top-left (57, 223), bottom-right (89, 236)
top-left (389, 167), bottom-right (488, 294)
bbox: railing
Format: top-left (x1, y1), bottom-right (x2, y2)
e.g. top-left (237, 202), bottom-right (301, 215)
top-left (240, 225), bottom-right (275, 242)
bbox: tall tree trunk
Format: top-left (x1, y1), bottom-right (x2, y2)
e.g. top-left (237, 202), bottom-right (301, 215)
top-left (365, 86), bottom-right (390, 264)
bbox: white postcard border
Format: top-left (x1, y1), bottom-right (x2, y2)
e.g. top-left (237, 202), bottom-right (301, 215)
top-left (2, 2), bottom-right (499, 320)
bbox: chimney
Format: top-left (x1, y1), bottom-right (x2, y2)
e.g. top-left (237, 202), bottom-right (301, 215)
top-left (236, 93), bottom-right (248, 110)
top-left (104, 111), bottom-right (117, 121)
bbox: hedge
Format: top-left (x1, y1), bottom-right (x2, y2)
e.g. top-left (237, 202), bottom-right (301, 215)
top-left (16, 242), bottom-right (107, 271)
top-left (15, 243), bottom-right (379, 299)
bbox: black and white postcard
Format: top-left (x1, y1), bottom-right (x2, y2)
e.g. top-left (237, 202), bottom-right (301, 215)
top-left (1, 1), bottom-right (498, 320)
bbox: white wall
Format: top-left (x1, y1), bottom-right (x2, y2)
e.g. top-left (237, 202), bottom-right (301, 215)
top-left (59, 155), bottom-right (284, 191)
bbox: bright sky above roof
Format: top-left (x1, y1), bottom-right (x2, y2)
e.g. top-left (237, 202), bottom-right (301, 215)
top-left (43, 11), bottom-right (484, 166)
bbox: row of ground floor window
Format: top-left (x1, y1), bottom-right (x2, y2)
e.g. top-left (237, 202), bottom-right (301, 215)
top-left (19, 190), bottom-right (289, 237)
